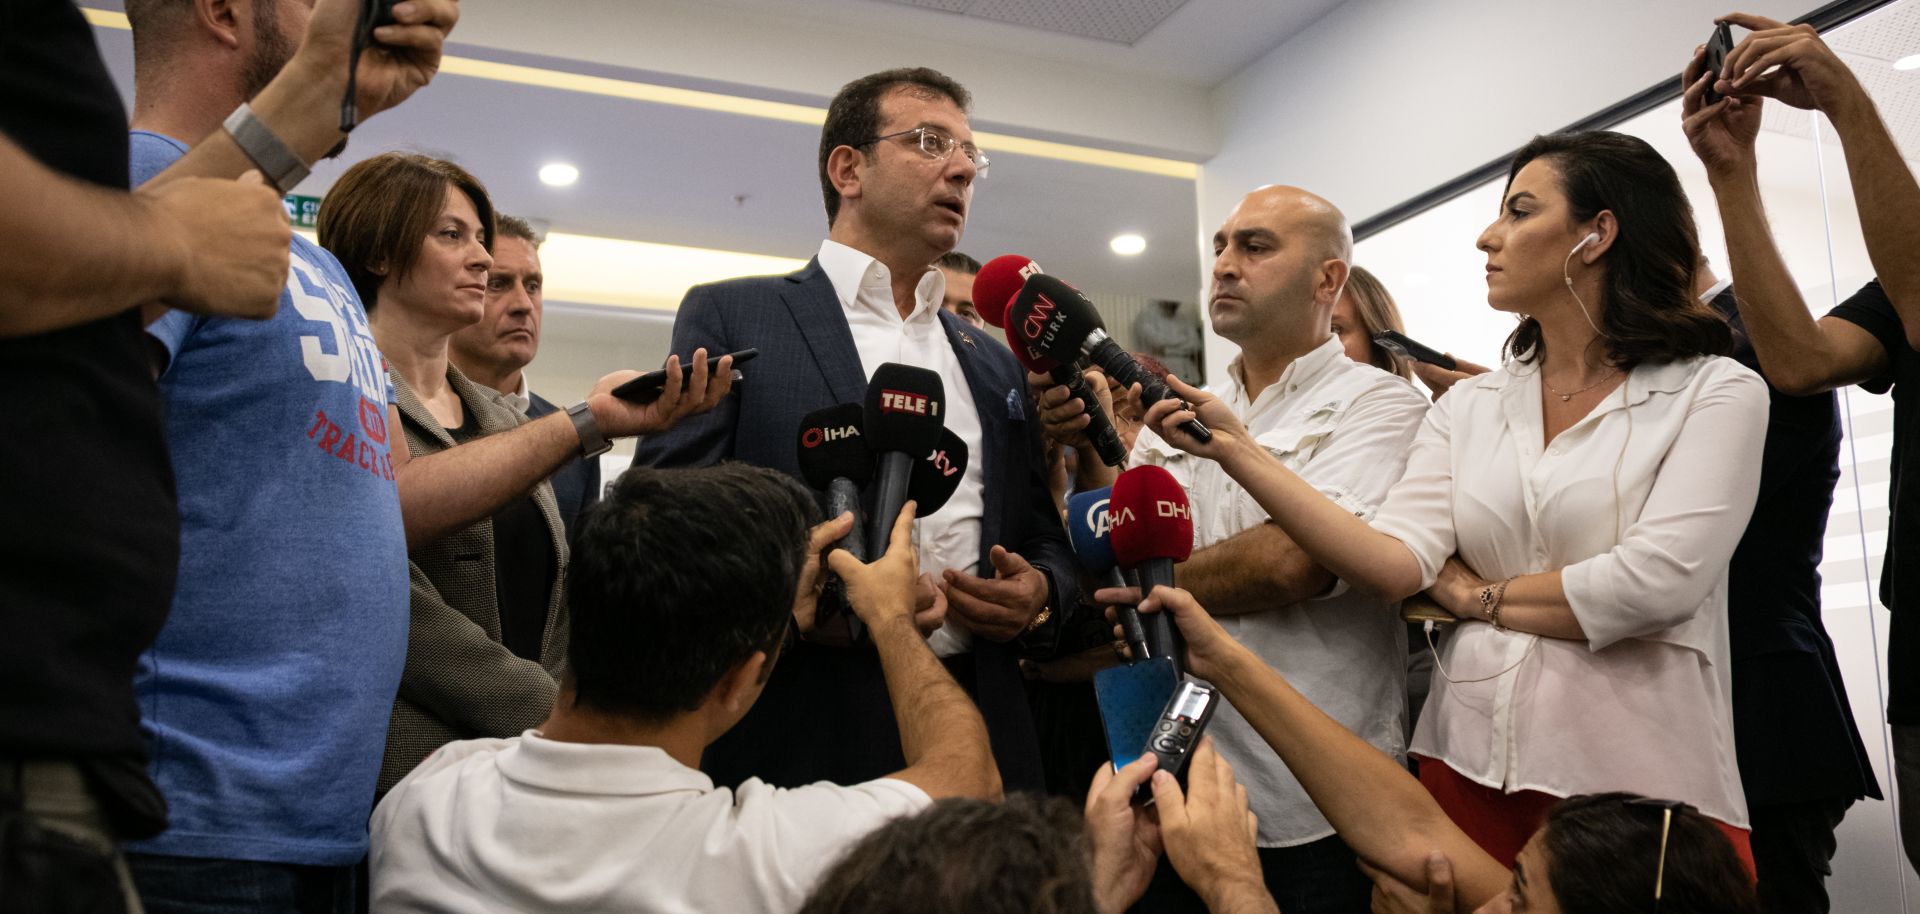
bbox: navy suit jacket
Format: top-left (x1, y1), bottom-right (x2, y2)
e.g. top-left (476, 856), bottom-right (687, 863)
top-left (632, 258), bottom-right (1075, 791)
top-left (526, 392), bottom-right (602, 541)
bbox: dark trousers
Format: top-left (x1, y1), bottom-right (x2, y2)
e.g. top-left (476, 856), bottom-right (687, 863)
top-left (127, 854), bottom-right (354, 914)
top-left (1749, 797), bottom-right (1852, 914)
top-left (1129, 832), bottom-right (1369, 914)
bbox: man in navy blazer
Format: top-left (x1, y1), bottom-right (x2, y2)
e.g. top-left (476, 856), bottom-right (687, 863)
top-left (451, 216), bottom-right (601, 537)
top-left (631, 67), bottom-right (1073, 792)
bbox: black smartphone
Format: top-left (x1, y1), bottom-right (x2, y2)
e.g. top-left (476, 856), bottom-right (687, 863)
top-left (1704, 22), bottom-right (1734, 105)
top-left (611, 348), bottom-right (758, 404)
top-left (1138, 681), bottom-right (1221, 803)
top-left (1373, 330), bottom-right (1457, 371)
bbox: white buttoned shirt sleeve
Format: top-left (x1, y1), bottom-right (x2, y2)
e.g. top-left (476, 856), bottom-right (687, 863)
top-left (1370, 354), bottom-right (1768, 827)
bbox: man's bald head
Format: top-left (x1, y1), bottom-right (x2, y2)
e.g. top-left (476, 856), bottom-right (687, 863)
top-left (1231, 185), bottom-right (1352, 263)
top-left (1208, 185), bottom-right (1353, 353)
top-left (127, 0), bottom-right (302, 102)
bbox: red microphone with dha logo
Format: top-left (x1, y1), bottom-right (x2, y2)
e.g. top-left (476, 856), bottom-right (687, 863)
top-left (1110, 464), bottom-right (1195, 672)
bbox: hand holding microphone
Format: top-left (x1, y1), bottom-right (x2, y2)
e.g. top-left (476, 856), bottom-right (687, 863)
top-left (1108, 465), bottom-right (1196, 672)
top-left (827, 501), bottom-right (924, 635)
top-left (1139, 372), bottom-right (1254, 467)
top-left (1067, 487), bottom-right (1149, 662)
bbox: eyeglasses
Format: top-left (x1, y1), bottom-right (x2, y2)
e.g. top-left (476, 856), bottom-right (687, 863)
top-left (1625, 797), bottom-right (1684, 911)
top-left (861, 127), bottom-right (990, 179)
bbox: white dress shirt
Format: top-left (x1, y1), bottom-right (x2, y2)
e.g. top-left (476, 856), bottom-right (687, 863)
top-left (1133, 336), bottom-right (1429, 846)
top-left (369, 731), bottom-right (931, 913)
top-left (817, 240), bottom-right (986, 658)
top-left (1370, 354), bottom-right (1768, 828)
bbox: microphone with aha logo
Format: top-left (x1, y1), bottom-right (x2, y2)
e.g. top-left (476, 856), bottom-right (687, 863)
top-left (1066, 486), bottom-right (1149, 662)
top-left (974, 255), bottom-right (1128, 467)
top-left (1109, 464), bottom-right (1195, 674)
top-left (1005, 272), bottom-right (1212, 445)
top-left (862, 363), bottom-right (945, 559)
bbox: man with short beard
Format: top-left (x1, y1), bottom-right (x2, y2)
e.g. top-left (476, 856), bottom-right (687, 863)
top-left (117, 0), bottom-right (456, 907)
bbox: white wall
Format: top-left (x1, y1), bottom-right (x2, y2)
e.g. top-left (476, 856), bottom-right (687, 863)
top-left (1195, 0), bottom-right (1815, 384)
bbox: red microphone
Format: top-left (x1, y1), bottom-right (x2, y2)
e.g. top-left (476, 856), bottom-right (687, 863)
top-left (973, 254), bottom-right (1126, 466)
top-left (1110, 464), bottom-right (1194, 668)
top-left (972, 254), bottom-right (1040, 330)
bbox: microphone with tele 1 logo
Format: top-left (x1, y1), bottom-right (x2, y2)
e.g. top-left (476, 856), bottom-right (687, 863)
top-left (862, 364), bottom-right (945, 557)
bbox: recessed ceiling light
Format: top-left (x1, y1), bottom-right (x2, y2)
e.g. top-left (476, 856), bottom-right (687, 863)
top-left (539, 163), bottom-right (580, 187)
top-left (1897, 54), bottom-right (1920, 70)
top-left (1110, 234), bottom-right (1146, 256)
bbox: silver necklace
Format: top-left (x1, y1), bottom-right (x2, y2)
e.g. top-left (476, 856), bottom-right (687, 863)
top-left (1543, 368), bottom-right (1617, 402)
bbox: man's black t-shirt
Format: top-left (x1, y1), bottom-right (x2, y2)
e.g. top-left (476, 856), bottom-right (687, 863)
top-left (1830, 280), bottom-right (1920, 724)
top-left (1830, 281), bottom-right (1918, 614)
top-left (0, 0), bottom-right (176, 835)
top-left (1713, 289), bottom-right (1879, 805)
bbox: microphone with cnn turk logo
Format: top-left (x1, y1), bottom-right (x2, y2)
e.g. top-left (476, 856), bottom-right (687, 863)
top-left (975, 255), bottom-right (1127, 467)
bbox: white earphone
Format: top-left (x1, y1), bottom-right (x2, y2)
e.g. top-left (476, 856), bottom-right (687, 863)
top-left (1570, 231), bottom-right (1601, 256)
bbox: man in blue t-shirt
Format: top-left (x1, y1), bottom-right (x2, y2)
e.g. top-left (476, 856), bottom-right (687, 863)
top-left (121, 0), bottom-right (735, 908)
top-left (1684, 13), bottom-right (1920, 908)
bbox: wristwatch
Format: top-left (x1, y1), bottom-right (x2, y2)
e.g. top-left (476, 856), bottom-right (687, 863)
top-left (567, 401), bottom-right (611, 459)
top-left (222, 103), bottom-right (310, 194)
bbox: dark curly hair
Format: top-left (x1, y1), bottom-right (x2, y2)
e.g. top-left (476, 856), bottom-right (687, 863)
top-left (565, 463), bottom-right (819, 720)
top-left (798, 796), bottom-right (1099, 914)
top-left (1544, 793), bottom-right (1756, 914)
top-left (1500, 131), bottom-right (1731, 368)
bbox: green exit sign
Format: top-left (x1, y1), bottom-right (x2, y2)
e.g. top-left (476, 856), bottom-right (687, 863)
top-left (284, 194), bottom-right (322, 229)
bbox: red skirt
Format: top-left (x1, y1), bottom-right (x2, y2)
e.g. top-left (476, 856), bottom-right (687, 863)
top-left (1414, 755), bottom-right (1755, 878)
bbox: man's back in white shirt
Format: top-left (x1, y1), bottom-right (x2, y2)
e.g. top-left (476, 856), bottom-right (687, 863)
top-left (370, 732), bottom-right (931, 913)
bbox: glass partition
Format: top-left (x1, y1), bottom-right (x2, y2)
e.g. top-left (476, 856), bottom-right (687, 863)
top-left (1353, 3), bottom-right (1918, 909)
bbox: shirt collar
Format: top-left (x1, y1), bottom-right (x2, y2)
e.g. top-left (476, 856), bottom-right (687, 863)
top-left (1223, 336), bottom-right (1347, 408)
top-left (495, 731), bottom-right (713, 797)
top-left (502, 374), bottom-right (531, 415)
top-left (817, 239), bottom-right (945, 323)
top-left (1699, 278), bottom-right (1732, 303)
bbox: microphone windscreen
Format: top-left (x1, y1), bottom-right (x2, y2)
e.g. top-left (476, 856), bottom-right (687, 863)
top-left (1005, 273), bottom-right (1103, 368)
top-left (863, 363), bottom-right (945, 455)
top-left (795, 403), bottom-right (872, 490)
top-left (972, 254), bottom-right (1039, 329)
top-left (1065, 487), bottom-right (1117, 576)
top-left (1110, 464), bottom-right (1194, 567)
top-left (907, 428), bottom-right (968, 515)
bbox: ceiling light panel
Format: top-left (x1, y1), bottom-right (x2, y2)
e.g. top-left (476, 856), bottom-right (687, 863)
top-left (875, 0), bottom-right (1191, 45)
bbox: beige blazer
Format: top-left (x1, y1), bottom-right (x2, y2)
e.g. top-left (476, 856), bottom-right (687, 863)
top-left (379, 364), bottom-right (569, 793)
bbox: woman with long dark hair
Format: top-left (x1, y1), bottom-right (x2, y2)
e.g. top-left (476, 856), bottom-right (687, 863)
top-left (1140, 131), bottom-right (1768, 869)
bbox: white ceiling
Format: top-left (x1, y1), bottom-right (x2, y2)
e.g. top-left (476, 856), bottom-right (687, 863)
top-left (702, 0), bottom-right (1351, 87)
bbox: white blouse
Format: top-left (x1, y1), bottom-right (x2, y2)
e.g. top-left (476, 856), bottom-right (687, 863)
top-left (1370, 354), bottom-right (1768, 828)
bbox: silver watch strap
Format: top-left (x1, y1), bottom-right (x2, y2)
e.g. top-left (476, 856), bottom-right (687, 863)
top-left (567, 401), bottom-right (612, 459)
top-left (222, 103), bottom-right (310, 194)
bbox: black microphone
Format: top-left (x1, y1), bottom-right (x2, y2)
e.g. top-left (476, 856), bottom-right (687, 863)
top-left (797, 403), bottom-right (873, 636)
top-left (1006, 273), bottom-right (1211, 444)
top-left (796, 403), bottom-right (872, 560)
top-left (909, 428), bottom-right (968, 516)
top-left (862, 364), bottom-right (946, 554)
